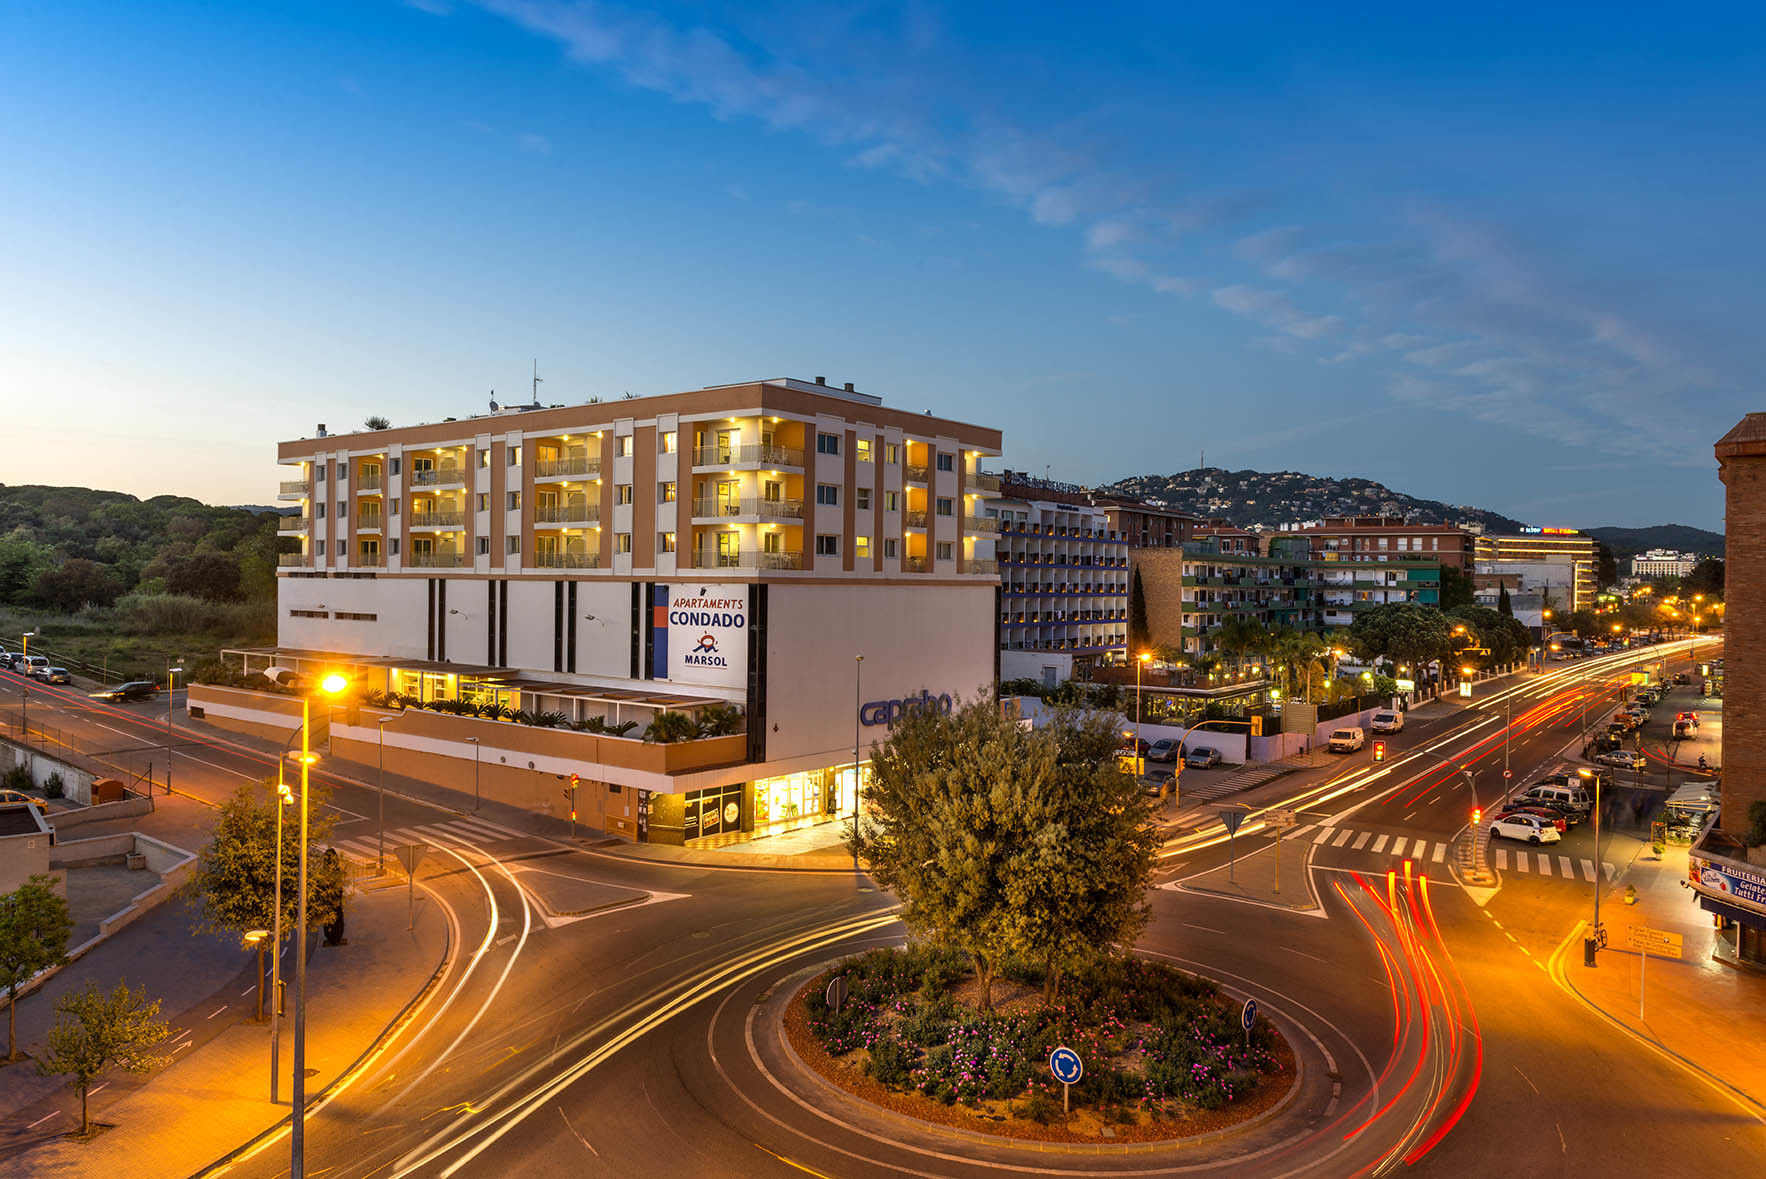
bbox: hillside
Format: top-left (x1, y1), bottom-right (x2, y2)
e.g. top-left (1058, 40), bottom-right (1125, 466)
top-left (1100, 468), bottom-right (1528, 532)
top-left (1584, 524), bottom-right (1725, 559)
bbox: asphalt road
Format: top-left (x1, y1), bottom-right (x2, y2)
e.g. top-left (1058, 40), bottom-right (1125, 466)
top-left (2, 643), bottom-right (1757, 1177)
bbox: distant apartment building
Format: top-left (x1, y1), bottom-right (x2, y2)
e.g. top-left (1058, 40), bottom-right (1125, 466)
top-left (1092, 496), bottom-right (1203, 549)
top-left (1474, 529), bottom-right (1597, 612)
top-left (1630, 548), bottom-right (1702, 578)
top-left (990, 476), bottom-right (1129, 685)
top-left (1290, 515), bottom-right (1472, 571)
top-left (253, 377), bottom-right (1002, 847)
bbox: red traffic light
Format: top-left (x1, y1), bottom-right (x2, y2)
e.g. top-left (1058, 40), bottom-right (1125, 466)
top-left (1372, 740), bottom-right (1386, 763)
top-left (1471, 807), bottom-right (1483, 825)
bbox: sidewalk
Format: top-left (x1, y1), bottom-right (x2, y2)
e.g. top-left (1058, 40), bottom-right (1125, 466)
top-left (0, 880), bottom-right (447, 1178)
top-left (1557, 843), bottom-right (1766, 1115)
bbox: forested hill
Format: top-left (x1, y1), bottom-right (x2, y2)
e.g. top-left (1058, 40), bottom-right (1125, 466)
top-left (1099, 468), bottom-right (1527, 532)
top-left (1584, 524), bottom-right (1725, 559)
top-left (0, 484), bottom-right (285, 610)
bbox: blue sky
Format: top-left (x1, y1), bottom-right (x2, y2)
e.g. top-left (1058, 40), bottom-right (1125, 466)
top-left (4, 1), bottom-right (1761, 530)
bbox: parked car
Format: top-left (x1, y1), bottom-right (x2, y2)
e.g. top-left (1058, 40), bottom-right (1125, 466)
top-left (1369, 709), bottom-right (1404, 734)
top-left (1673, 672), bottom-right (1691, 685)
top-left (1489, 812), bottom-right (1562, 845)
top-left (1117, 736), bottom-right (1151, 757)
top-left (0, 789), bottom-right (49, 815)
top-left (1184, 745), bottom-right (1222, 769)
top-left (1593, 749), bottom-right (1647, 770)
top-left (1521, 782), bottom-right (1593, 815)
top-left (1327, 726), bottom-right (1366, 753)
top-left (1675, 711), bottom-right (1700, 731)
top-left (1495, 804), bottom-right (1567, 832)
top-left (22, 655), bottom-right (49, 677)
top-left (91, 681), bottom-right (158, 703)
top-left (1146, 738), bottom-right (1182, 763)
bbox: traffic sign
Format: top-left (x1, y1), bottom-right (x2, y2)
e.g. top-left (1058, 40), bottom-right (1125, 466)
top-left (1048, 1046), bottom-right (1083, 1085)
top-left (1218, 808), bottom-right (1247, 836)
top-left (1625, 926), bottom-right (1683, 959)
top-left (1503, 769), bottom-right (1512, 779)
top-left (394, 842), bottom-right (428, 878)
top-left (1241, 998), bottom-right (1258, 1032)
top-left (1265, 809), bottom-right (1298, 828)
top-left (825, 974), bottom-right (849, 1014)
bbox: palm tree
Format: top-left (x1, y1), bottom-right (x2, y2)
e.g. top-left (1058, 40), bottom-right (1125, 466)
top-left (1213, 618), bottom-right (1266, 680)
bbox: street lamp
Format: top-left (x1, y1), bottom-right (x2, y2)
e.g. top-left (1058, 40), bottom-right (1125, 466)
top-left (293, 671), bottom-right (349, 1178)
top-left (1135, 651), bottom-right (1152, 778)
top-left (851, 654), bottom-right (863, 875)
top-left (376, 716), bottom-right (393, 871)
top-left (164, 660), bottom-right (183, 797)
top-left (17, 630), bottom-right (37, 743)
top-left (465, 736), bottom-right (481, 811)
top-left (1579, 766), bottom-right (1604, 966)
top-left (270, 772), bottom-right (294, 1103)
top-left (244, 929), bottom-right (269, 1022)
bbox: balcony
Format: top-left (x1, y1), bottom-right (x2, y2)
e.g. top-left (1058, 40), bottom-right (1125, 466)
top-left (353, 552), bottom-right (384, 567)
top-left (972, 471), bottom-right (1002, 492)
top-left (356, 514), bottom-right (382, 531)
top-left (408, 552), bottom-right (467, 569)
top-left (690, 497), bottom-right (803, 521)
top-left (531, 552), bottom-right (601, 569)
top-left (278, 553), bottom-right (308, 567)
top-left (408, 510), bottom-right (466, 529)
top-left (695, 549), bottom-right (803, 570)
top-left (411, 466), bottom-right (466, 488)
top-left (357, 475), bottom-right (383, 493)
top-left (535, 504), bottom-right (601, 525)
top-left (961, 559), bottom-right (998, 575)
top-left (278, 480), bottom-right (310, 500)
top-left (905, 464), bottom-right (930, 483)
top-left (904, 510), bottom-right (929, 529)
top-left (535, 457), bottom-right (601, 481)
top-left (691, 443), bottom-right (804, 469)
top-left (963, 515), bottom-right (999, 534)
top-left (278, 516), bottom-right (310, 533)
top-left (904, 556), bottom-right (928, 573)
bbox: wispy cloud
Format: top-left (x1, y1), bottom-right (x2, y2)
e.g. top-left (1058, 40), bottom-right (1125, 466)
top-left (516, 131), bottom-right (551, 154)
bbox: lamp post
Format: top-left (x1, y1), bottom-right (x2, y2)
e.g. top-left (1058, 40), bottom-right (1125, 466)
top-left (376, 717), bottom-right (392, 872)
top-left (245, 930), bottom-right (269, 1021)
top-left (851, 654), bottom-right (863, 874)
top-left (1579, 766), bottom-right (1603, 964)
top-left (19, 631), bottom-right (35, 742)
top-left (466, 736), bottom-right (481, 810)
top-left (293, 672), bottom-right (348, 1178)
top-left (270, 770), bottom-right (293, 1103)
top-left (165, 659), bottom-right (182, 797)
top-left (1135, 651), bottom-right (1152, 778)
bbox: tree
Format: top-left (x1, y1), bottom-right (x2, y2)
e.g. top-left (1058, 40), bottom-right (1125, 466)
top-left (163, 552), bottom-right (242, 602)
top-left (1684, 558), bottom-right (1725, 599)
top-left (1127, 567), bottom-right (1150, 652)
top-left (1445, 605), bottom-right (1532, 667)
top-left (0, 874), bottom-right (74, 1061)
top-left (36, 980), bottom-right (169, 1135)
top-left (29, 558), bottom-right (122, 612)
top-left (1348, 603), bottom-right (1454, 677)
top-left (856, 696), bottom-right (1156, 1010)
top-left (187, 784), bottom-right (347, 944)
top-left (1497, 584), bottom-right (1513, 616)
top-left (1212, 617), bottom-right (1266, 678)
top-left (1437, 564), bottom-right (1476, 609)
top-left (363, 415), bottom-right (392, 431)
top-left (1595, 541), bottom-right (1619, 589)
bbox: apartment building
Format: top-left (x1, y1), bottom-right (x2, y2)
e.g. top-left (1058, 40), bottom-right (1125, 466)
top-left (989, 477), bottom-right (1129, 685)
top-left (1630, 548), bottom-right (1702, 578)
top-left (1093, 496), bottom-right (1202, 549)
top-left (258, 377), bottom-right (1002, 846)
top-left (1290, 515), bottom-right (1472, 571)
top-left (1474, 529), bottom-right (1597, 611)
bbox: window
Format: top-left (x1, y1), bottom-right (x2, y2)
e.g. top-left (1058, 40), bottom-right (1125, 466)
top-left (886, 443), bottom-right (899, 464)
top-left (479, 450), bottom-right (490, 468)
top-left (659, 531), bottom-right (676, 553)
top-left (661, 430), bottom-right (677, 454)
top-left (507, 449), bottom-right (520, 466)
top-left (507, 491), bottom-right (521, 511)
top-left (390, 497), bottom-right (400, 515)
top-left (855, 488), bottom-right (871, 510)
top-left (817, 432), bottom-right (840, 456)
top-left (477, 537), bottom-right (490, 555)
top-left (390, 457), bottom-right (401, 476)
top-left (337, 465), bottom-right (347, 482)
top-left (884, 490), bottom-right (899, 511)
top-left (289, 609), bottom-right (328, 619)
top-left (855, 536), bottom-right (871, 558)
top-left (816, 484), bottom-right (839, 507)
top-left (617, 435), bottom-right (634, 458)
top-left (476, 493), bottom-right (489, 512)
top-left (617, 532), bottom-right (633, 554)
top-left (316, 463), bottom-right (327, 481)
top-left (815, 534), bottom-right (839, 556)
top-left (884, 538), bottom-right (898, 558)
top-left (337, 539), bottom-right (346, 556)
top-left (390, 538), bottom-right (401, 555)
top-left (616, 484), bottom-right (634, 505)
top-left (856, 439), bottom-right (872, 462)
top-left (316, 502), bottom-right (326, 519)
top-left (660, 481), bottom-right (676, 503)
top-left (335, 611), bottom-right (377, 622)
top-left (936, 541), bottom-right (954, 560)
top-left (936, 497), bottom-right (954, 517)
top-left (937, 453), bottom-right (954, 472)
top-left (506, 536), bottom-right (520, 555)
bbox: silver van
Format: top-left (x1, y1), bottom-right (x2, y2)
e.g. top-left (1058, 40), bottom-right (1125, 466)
top-left (1522, 783), bottom-right (1592, 814)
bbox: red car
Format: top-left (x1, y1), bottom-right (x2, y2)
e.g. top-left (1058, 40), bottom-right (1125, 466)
top-left (1495, 803), bottom-right (1567, 832)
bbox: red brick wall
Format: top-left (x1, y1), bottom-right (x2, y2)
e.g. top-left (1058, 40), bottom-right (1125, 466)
top-left (1717, 417), bottom-right (1766, 840)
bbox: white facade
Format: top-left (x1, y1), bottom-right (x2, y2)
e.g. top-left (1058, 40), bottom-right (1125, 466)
top-left (1630, 548), bottom-right (1701, 578)
top-left (988, 491), bottom-right (1129, 681)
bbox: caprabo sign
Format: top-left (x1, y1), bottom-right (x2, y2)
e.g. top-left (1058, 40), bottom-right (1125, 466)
top-left (859, 691), bottom-right (955, 728)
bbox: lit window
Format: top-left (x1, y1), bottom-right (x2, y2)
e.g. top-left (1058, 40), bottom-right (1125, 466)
top-left (476, 493), bottom-right (488, 512)
top-left (507, 491), bottom-right (521, 511)
top-left (886, 444), bottom-right (899, 464)
top-left (617, 532), bottom-right (633, 554)
top-left (661, 481), bottom-right (677, 503)
top-left (479, 450), bottom-right (490, 468)
top-left (661, 430), bottom-right (677, 453)
top-left (884, 491), bottom-right (899, 512)
top-left (660, 531), bottom-right (676, 553)
top-left (617, 435), bottom-right (634, 458)
top-left (856, 439), bottom-right (872, 462)
top-left (855, 536), bottom-right (871, 558)
top-left (617, 484), bottom-right (634, 505)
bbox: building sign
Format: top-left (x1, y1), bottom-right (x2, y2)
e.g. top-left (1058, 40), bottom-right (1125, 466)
top-left (1519, 526), bottom-right (1579, 535)
top-left (859, 690), bottom-right (955, 727)
top-left (683, 782), bottom-right (744, 842)
top-left (657, 584), bottom-right (750, 689)
top-left (1690, 853), bottom-right (1766, 912)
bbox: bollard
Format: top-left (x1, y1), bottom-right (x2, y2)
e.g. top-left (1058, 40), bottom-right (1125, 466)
top-left (1584, 936), bottom-right (1598, 968)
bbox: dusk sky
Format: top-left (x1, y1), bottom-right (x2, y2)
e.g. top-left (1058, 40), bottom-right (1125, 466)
top-left (6, 1), bottom-right (1761, 530)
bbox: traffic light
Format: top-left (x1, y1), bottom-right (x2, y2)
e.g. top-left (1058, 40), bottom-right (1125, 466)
top-left (1372, 740), bottom-right (1386, 763)
top-left (1471, 807), bottom-right (1483, 825)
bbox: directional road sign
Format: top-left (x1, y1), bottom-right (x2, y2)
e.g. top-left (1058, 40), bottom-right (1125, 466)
top-left (1048, 1046), bottom-right (1083, 1085)
top-left (1265, 809), bottom-right (1298, 828)
top-left (1241, 998), bottom-right (1258, 1032)
top-left (1625, 926), bottom-right (1684, 959)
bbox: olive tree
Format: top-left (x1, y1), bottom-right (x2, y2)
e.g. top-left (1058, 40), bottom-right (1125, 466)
top-left (0, 874), bottom-right (73, 1061)
top-left (36, 980), bottom-right (169, 1135)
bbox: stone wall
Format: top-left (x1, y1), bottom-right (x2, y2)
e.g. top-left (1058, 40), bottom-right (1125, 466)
top-left (1716, 415), bottom-right (1764, 841)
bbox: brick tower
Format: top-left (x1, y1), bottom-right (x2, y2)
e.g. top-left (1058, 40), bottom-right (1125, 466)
top-left (1714, 415), bottom-right (1763, 839)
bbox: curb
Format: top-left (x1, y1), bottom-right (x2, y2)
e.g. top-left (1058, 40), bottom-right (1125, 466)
top-left (1547, 921), bottom-right (1766, 1122)
top-left (190, 894), bottom-right (458, 1177)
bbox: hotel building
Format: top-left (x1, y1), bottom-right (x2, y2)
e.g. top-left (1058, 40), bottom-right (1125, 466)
top-left (1630, 548), bottom-right (1702, 579)
top-left (226, 378), bottom-right (1002, 846)
top-left (1474, 529), bottom-right (1598, 611)
top-left (1290, 515), bottom-right (1473, 571)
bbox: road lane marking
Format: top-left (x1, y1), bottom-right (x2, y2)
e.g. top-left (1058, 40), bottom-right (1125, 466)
top-left (1581, 858), bottom-right (1597, 881)
top-left (1537, 853), bottom-right (1552, 875)
top-left (1558, 855), bottom-right (1574, 877)
top-left (1425, 793), bottom-right (1440, 806)
top-left (1433, 842), bottom-right (1448, 863)
top-left (1403, 810), bottom-right (1417, 822)
top-left (208, 1006), bottom-right (228, 1019)
top-left (1496, 848), bottom-right (1509, 870)
top-left (1182, 923), bottom-right (1228, 935)
top-left (1334, 829), bottom-right (1354, 848)
top-left (1370, 834), bottom-right (1388, 853)
top-left (1315, 827), bottom-right (1334, 844)
top-left (1352, 832), bottom-right (1372, 850)
top-left (26, 1112), bottom-right (59, 1129)
top-left (1391, 837), bottom-right (1407, 857)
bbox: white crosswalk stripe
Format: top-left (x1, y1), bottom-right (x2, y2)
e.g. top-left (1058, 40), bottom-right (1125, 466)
top-left (1558, 855), bottom-right (1574, 878)
top-left (1411, 841), bottom-right (1426, 859)
top-left (1496, 848), bottom-right (1510, 870)
top-left (1536, 853), bottom-right (1552, 876)
top-left (1313, 825), bottom-right (1616, 885)
top-left (1315, 827), bottom-right (1335, 845)
top-left (1432, 842), bottom-right (1447, 863)
top-left (1370, 834), bottom-right (1389, 853)
top-left (1333, 829), bottom-right (1354, 848)
top-left (328, 818), bottom-right (525, 863)
top-left (1581, 858), bottom-right (1597, 880)
top-left (1352, 832), bottom-right (1371, 850)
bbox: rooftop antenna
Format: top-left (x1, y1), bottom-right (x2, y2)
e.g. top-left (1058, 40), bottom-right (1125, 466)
top-left (489, 389), bottom-right (499, 412)
top-left (531, 359), bottom-right (543, 405)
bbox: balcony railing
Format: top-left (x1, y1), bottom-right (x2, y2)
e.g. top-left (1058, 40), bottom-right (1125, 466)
top-left (278, 553), bottom-right (307, 567)
top-left (961, 559), bottom-right (998, 574)
top-left (694, 549), bottom-right (804, 570)
top-left (903, 556), bottom-right (929, 573)
top-left (534, 504), bottom-right (600, 525)
top-left (963, 515), bottom-right (999, 534)
top-left (904, 510), bottom-right (929, 529)
top-left (690, 497), bottom-right (803, 520)
top-left (353, 552), bottom-right (384, 567)
top-left (971, 471), bottom-right (1002, 492)
top-left (408, 510), bottom-right (466, 528)
top-left (356, 514), bottom-right (382, 530)
top-left (278, 480), bottom-right (310, 497)
top-left (905, 464), bottom-right (930, 482)
top-left (691, 443), bottom-right (804, 468)
top-left (411, 466), bottom-right (466, 487)
top-left (278, 516), bottom-right (310, 532)
top-left (357, 475), bottom-right (383, 492)
top-left (408, 552), bottom-right (466, 568)
top-left (534, 457), bottom-right (600, 480)
top-left (531, 552), bottom-right (601, 569)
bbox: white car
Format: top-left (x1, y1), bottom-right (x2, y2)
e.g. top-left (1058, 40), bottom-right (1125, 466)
top-left (1490, 813), bottom-right (1562, 845)
top-left (1327, 726), bottom-right (1366, 753)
